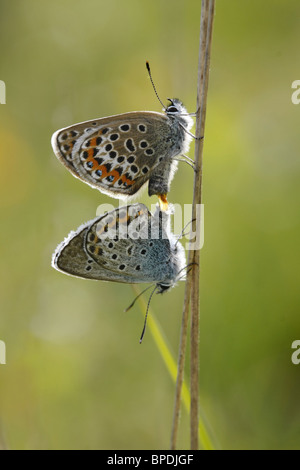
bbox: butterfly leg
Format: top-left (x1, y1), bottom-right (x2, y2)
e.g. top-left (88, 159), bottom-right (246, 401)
top-left (174, 155), bottom-right (196, 171)
top-left (178, 121), bottom-right (204, 141)
top-left (182, 154), bottom-right (195, 164)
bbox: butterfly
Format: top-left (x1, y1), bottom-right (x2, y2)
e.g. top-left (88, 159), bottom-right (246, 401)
top-left (52, 203), bottom-right (186, 341)
top-left (52, 203), bottom-right (186, 290)
top-left (51, 63), bottom-right (195, 210)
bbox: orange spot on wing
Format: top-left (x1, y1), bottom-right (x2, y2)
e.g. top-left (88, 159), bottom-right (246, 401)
top-left (90, 137), bottom-right (98, 147)
top-left (85, 148), bottom-right (99, 170)
top-left (120, 175), bottom-right (135, 187)
top-left (118, 213), bottom-right (130, 224)
top-left (106, 170), bottom-right (120, 184)
top-left (137, 209), bottom-right (147, 217)
top-left (87, 148), bottom-right (95, 159)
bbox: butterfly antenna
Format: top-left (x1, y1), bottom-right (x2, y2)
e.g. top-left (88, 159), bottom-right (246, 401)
top-left (174, 262), bottom-right (198, 284)
top-left (178, 262), bottom-right (198, 278)
top-left (139, 284), bottom-right (158, 344)
top-left (124, 284), bottom-right (154, 312)
top-left (146, 61), bottom-right (166, 110)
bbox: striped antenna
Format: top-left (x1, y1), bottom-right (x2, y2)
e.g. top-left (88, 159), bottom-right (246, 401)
top-left (146, 61), bottom-right (166, 110)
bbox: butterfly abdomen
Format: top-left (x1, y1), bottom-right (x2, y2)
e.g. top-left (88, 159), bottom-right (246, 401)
top-left (148, 159), bottom-right (178, 197)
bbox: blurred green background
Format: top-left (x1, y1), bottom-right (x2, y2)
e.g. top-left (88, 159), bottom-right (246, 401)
top-left (0, 0), bottom-right (300, 450)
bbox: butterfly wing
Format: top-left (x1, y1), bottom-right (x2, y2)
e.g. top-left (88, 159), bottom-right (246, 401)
top-left (51, 112), bottom-right (173, 198)
top-left (52, 204), bottom-right (178, 284)
top-left (85, 204), bottom-right (177, 283)
top-left (51, 220), bottom-right (108, 280)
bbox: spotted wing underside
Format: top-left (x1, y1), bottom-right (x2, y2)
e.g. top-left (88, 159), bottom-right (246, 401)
top-left (51, 112), bottom-right (170, 198)
top-left (52, 204), bottom-right (173, 283)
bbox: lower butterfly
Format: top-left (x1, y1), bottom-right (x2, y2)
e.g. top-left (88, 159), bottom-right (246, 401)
top-left (52, 203), bottom-right (185, 289)
top-left (52, 203), bottom-right (186, 341)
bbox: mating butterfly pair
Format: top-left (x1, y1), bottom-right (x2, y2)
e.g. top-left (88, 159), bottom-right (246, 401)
top-left (51, 64), bottom-right (195, 338)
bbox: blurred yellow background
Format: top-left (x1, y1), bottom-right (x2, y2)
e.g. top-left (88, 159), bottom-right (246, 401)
top-left (0, 0), bottom-right (300, 450)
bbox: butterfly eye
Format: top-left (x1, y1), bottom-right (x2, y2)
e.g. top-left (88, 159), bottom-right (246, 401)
top-left (167, 106), bottom-right (179, 113)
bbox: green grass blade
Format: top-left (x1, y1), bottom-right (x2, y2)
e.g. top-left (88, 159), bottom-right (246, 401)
top-left (133, 287), bottom-right (215, 450)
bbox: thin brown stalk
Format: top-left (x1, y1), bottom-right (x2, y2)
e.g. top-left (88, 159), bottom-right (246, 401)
top-left (170, 274), bottom-right (191, 450)
top-left (170, 0), bottom-right (215, 450)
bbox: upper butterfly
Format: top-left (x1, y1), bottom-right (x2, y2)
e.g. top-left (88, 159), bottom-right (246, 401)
top-left (51, 65), bottom-right (194, 209)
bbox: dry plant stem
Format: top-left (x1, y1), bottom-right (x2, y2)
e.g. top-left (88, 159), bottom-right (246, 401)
top-left (170, 277), bottom-right (191, 450)
top-left (170, 0), bottom-right (215, 451)
top-left (190, 0), bottom-right (215, 450)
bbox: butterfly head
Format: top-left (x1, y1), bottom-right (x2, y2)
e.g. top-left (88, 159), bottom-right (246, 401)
top-left (154, 207), bottom-right (187, 295)
top-left (155, 253), bottom-right (186, 293)
top-left (165, 98), bottom-right (194, 131)
top-left (165, 98), bottom-right (185, 114)
top-left (156, 282), bottom-right (173, 294)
